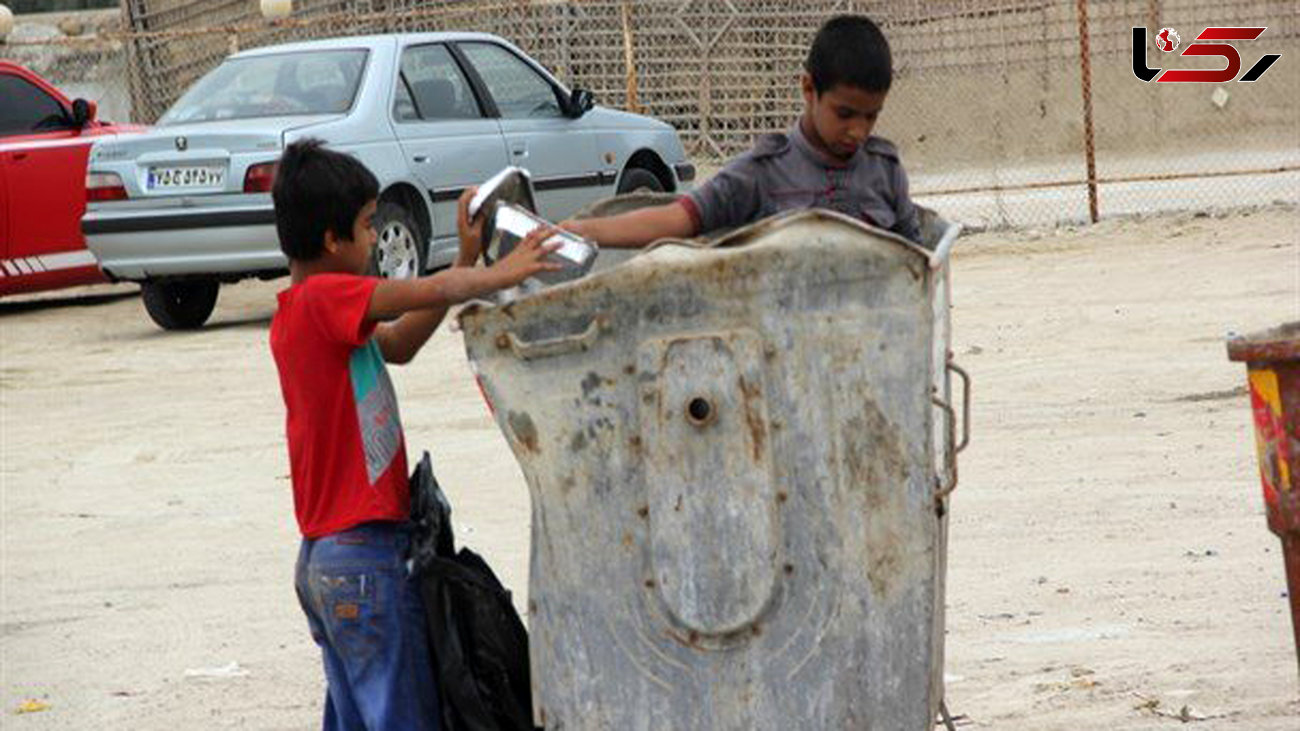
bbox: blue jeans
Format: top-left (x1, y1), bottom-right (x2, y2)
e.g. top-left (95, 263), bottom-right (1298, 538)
top-left (295, 522), bottom-right (440, 731)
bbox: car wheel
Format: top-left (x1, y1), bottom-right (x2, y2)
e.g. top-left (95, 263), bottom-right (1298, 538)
top-left (141, 279), bottom-right (219, 330)
top-left (371, 201), bottom-right (426, 279)
top-left (617, 167), bottom-right (665, 195)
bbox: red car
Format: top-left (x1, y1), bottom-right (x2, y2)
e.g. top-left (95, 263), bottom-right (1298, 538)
top-left (0, 61), bottom-right (143, 296)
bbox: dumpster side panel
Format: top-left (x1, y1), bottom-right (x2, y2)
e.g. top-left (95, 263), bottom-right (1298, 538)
top-left (463, 214), bottom-right (943, 729)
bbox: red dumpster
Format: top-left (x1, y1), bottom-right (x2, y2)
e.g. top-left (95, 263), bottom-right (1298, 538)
top-left (1227, 322), bottom-right (1300, 674)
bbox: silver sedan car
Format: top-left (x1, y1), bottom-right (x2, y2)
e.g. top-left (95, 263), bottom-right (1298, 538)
top-left (83, 33), bottom-right (693, 329)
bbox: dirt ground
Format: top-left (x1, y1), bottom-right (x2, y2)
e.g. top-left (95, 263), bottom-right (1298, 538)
top-left (1, 205), bottom-right (1298, 729)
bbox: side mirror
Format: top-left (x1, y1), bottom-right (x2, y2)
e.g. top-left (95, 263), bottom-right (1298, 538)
top-left (71, 98), bottom-right (97, 128)
top-left (566, 88), bottom-right (594, 119)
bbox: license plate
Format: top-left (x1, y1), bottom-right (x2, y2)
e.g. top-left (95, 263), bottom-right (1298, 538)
top-left (147, 165), bottom-right (225, 190)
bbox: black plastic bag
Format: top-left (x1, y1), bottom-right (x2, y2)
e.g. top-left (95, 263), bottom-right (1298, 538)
top-left (409, 452), bottom-right (538, 731)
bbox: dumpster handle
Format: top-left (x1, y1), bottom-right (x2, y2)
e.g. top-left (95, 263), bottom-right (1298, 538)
top-left (932, 393), bottom-right (959, 505)
top-left (949, 359), bottom-right (972, 454)
top-left (933, 358), bottom-right (971, 506)
top-left (500, 316), bottom-right (607, 360)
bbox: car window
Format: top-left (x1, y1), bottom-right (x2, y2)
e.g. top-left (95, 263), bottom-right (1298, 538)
top-left (458, 43), bottom-right (564, 119)
top-left (0, 75), bottom-right (69, 135)
top-left (296, 55), bottom-right (349, 94)
top-left (396, 44), bottom-right (481, 121)
top-left (158, 50), bottom-right (367, 125)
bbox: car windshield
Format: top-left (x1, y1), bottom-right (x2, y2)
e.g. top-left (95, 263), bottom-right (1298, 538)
top-left (158, 49), bottom-right (368, 125)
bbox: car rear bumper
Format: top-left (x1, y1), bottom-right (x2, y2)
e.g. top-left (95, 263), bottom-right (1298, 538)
top-left (83, 205), bottom-right (286, 281)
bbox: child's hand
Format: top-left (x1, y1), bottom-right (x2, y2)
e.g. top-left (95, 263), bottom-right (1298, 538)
top-left (456, 187), bottom-right (485, 267)
top-left (487, 226), bottom-right (565, 288)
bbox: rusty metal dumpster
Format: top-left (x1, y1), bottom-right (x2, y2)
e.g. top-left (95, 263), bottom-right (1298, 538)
top-left (1227, 323), bottom-right (1300, 674)
top-left (459, 207), bottom-right (967, 729)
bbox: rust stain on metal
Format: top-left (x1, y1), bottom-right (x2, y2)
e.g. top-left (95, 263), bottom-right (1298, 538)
top-left (738, 376), bottom-right (767, 461)
top-left (581, 371), bottom-right (604, 398)
top-left (506, 410), bottom-right (540, 453)
top-left (842, 399), bottom-right (907, 492)
top-left (665, 629), bottom-right (703, 650)
top-left (570, 430), bottom-right (589, 452)
top-left (841, 397), bottom-right (909, 599)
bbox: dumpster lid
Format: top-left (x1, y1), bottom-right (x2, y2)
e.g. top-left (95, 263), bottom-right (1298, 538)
top-left (1227, 322), bottom-right (1300, 363)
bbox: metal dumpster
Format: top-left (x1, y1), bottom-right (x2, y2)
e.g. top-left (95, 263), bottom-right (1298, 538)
top-left (1227, 323), bottom-right (1300, 674)
top-left (459, 206), bottom-right (967, 729)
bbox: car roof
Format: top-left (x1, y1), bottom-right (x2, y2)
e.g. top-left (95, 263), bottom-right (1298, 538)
top-left (231, 32), bottom-right (506, 58)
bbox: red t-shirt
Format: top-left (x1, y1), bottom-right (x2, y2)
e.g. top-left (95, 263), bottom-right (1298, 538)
top-left (270, 273), bottom-right (409, 538)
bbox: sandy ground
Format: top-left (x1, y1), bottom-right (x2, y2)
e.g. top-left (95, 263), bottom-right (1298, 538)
top-left (2, 205), bottom-right (1298, 729)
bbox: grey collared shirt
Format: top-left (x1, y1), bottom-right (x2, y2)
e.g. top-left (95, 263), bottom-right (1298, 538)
top-left (682, 124), bottom-right (920, 243)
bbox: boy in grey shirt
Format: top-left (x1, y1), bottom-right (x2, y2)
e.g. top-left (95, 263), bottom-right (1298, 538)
top-left (564, 15), bottom-right (920, 246)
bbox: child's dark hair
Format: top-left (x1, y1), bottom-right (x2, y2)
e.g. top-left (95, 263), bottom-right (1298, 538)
top-left (272, 139), bottom-right (379, 261)
top-left (806, 15), bottom-right (892, 94)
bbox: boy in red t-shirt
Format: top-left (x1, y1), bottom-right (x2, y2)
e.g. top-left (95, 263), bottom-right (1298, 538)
top-left (269, 139), bottom-right (558, 730)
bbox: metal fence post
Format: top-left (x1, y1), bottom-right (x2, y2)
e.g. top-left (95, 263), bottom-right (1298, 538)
top-left (1075, 0), bottom-right (1100, 223)
top-left (621, 0), bottom-right (640, 114)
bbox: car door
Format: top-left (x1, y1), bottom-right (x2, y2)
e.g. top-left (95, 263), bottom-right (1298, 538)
top-left (0, 146), bottom-right (9, 271)
top-left (391, 42), bottom-right (509, 248)
top-left (0, 72), bottom-right (96, 282)
top-left (455, 41), bottom-right (603, 222)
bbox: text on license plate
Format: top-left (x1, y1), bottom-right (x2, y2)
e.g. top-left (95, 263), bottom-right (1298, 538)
top-left (148, 166), bottom-right (225, 189)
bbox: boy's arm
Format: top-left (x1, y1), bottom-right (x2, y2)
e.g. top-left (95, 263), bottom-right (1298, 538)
top-left (373, 188), bottom-right (482, 364)
top-left (561, 201), bottom-right (697, 249)
top-left (564, 158), bottom-right (761, 248)
top-left (891, 163), bottom-right (922, 244)
top-left (373, 258), bottom-right (475, 365)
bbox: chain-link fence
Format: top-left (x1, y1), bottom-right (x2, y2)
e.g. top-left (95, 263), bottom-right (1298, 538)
top-left (4, 0), bottom-right (1297, 228)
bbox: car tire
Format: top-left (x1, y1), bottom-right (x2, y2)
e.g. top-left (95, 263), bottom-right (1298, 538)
top-left (371, 201), bottom-right (426, 279)
top-left (617, 167), bottom-right (665, 195)
top-left (141, 279), bottom-right (219, 330)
